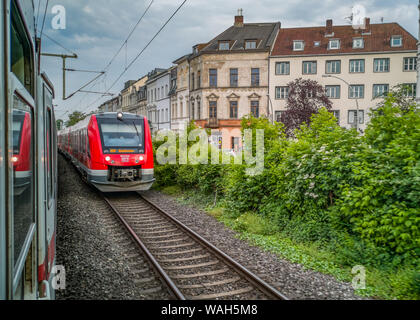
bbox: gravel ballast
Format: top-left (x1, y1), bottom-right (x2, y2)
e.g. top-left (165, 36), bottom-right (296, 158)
top-left (142, 190), bottom-right (364, 300)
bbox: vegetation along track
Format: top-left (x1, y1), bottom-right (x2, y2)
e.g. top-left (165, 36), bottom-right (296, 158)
top-left (102, 192), bottom-right (289, 300)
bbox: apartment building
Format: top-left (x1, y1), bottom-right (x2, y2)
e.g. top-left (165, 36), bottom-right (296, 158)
top-left (98, 94), bottom-right (121, 113)
top-left (170, 55), bottom-right (190, 132)
top-left (121, 75), bottom-right (148, 114)
top-left (146, 68), bottom-right (171, 132)
top-left (187, 11), bottom-right (280, 151)
top-left (269, 19), bottom-right (417, 130)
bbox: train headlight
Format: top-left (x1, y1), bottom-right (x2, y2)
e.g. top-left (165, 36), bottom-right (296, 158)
top-left (117, 112), bottom-right (123, 121)
top-left (11, 156), bottom-right (19, 163)
top-left (105, 156), bottom-right (111, 162)
top-left (139, 156), bottom-right (144, 161)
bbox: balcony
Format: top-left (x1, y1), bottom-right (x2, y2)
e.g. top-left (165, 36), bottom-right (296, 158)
top-left (206, 118), bottom-right (219, 128)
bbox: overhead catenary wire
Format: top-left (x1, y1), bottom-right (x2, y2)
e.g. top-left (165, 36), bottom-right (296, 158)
top-left (69, 0), bottom-right (155, 113)
top-left (39, 0), bottom-right (50, 38)
top-left (43, 33), bottom-right (77, 56)
top-left (83, 0), bottom-right (188, 114)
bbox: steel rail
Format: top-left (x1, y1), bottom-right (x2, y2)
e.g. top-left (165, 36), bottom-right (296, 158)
top-left (102, 195), bottom-right (186, 300)
top-left (138, 193), bottom-right (289, 301)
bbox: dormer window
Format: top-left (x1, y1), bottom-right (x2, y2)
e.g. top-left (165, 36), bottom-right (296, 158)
top-left (193, 47), bottom-right (198, 54)
top-left (391, 36), bottom-right (402, 47)
top-left (328, 39), bottom-right (340, 50)
top-left (293, 40), bottom-right (304, 51)
top-left (314, 41), bottom-right (321, 47)
top-left (245, 40), bottom-right (257, 49)
top-left (353, 38), bottom-right (364, 49)
top-left (219, 41), bottom-right (230, 50)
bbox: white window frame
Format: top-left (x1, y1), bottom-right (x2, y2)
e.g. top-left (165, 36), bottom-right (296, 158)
top-left (328, 39), bottom-right (340, 50)
top-left (373, 84), bottom-right (389, 98)
top-left (374, 58), bottom-right (390, 73)
top-left (245, 40), bottom-right (257, 49)
top-left (275, 62), bottom-right (290, 75)
top-left (349, 85), bottom-right (364, 99)
top-left (325, 85), bottom-right (340, 99)
top-left (303, 61), bottom-right (317, 74)
top-left (275, 86), bottom-right (289, 99)
top-left (293, 40), bottom-right (305, 51)
top-left (349, 59), bottom-right (365, 73)
top-left (219, 41), bottom-right (230, 50)
top-left (402, 83), bottom-right (416, 97)
top-left (326, 60), bottom-right (341, 74)
top-left (403, 57), bottom-right (417, 71)
top-left (348, 110), bottom-right (364, 124)
top-left (391, 36), bottom-right (403, 47)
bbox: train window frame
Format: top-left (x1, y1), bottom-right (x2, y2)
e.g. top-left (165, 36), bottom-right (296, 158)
top-left (9, 92), bottom-right (36, 293)
top-left (10, 0), bottom-right (34, 97)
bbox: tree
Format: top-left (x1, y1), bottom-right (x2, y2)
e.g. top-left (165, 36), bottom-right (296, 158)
top-left (65, 111), bottom-right (87, 127)
top-left (280, 78), bottom-right (333, 136)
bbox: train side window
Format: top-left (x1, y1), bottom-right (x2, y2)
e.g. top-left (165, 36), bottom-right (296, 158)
top-left (11, 95), bottom-right (35, 268)
top-left (11, 1), bottom-right (34, 96)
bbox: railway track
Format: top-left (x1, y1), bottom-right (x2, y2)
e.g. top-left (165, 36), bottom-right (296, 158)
top-left (101, 192), bottom-right (289, 300)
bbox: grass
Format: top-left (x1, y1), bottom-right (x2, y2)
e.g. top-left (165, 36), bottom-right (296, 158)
top-left (157, 185), bottom-right (420, 300)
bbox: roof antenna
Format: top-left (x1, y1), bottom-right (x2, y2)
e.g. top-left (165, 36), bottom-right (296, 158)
top-left (238, 8), bottom-right (243, 16)
top-left (381, 17), bottom-right (384, 23)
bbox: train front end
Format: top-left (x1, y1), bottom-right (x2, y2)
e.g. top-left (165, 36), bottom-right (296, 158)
top-left (89, 113), bottom-right (155, 192)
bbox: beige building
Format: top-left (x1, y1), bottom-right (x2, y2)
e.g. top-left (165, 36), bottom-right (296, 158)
top-left (188, 12), bottom-right (280, 151)
top-left (121, 76), bottom-right (148, 114)
top-left (171, 55), bottom-right (191, 133)
top-left (269, 19), bottom-right (417, 131)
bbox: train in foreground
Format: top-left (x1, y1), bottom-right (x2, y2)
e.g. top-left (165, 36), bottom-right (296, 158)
top-left (1, 0), bottom-right (58, 300)
top-left (58, 112), bottom-right (155, 192)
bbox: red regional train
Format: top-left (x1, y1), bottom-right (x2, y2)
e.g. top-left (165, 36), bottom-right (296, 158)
top-left (58, 112), bottom-right (155, 192)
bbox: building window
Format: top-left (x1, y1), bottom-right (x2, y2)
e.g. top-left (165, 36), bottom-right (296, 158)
top-left (197, 100), bottom-right (201, 120)
top-left (191, 73), bottom-right (195, 91)
top-left (245, 40), bottom-right (257, 49)
top-left (374, 58), bottom-right (390, 72)
top-left (402, 83), bottom-right (416, 97)
top-left (209, 69), bottom-right (217, 87)
top-left (391, 35), bottom-right (403, 47)
top-left (251, 68), bottom-right (260, 86)
top-left (331, 110), bottom-right (340, 124)
top-left (275, 86), bottom-right (289, 99)
top-left (197, 71), bottom-right (201, 88)
top-left (191, 102), bottom-right (195, 120)
top-left (348, 110), bottom-right (364, 125)
top-left (326, 60), bottom-right (341, 74)
top-left (209, 101), bottom-right (217, 119)
top-left (219, 41), bottom-right (230, 50)
top-left (229, 101), bottom-right (238, 119)
top-left (251, 101), bottom-right (259, 118)
top-left (373, 84), bottom-right (389, 98)
top-left (293, 40), bottom-right (304, 51)
top-left (328, 39), bottom-right (340, 50)
top-left (276, 62), bottom-right (290, 75)
top-left (353, 38), bottom-right (364, 49)
top-left (303, 61), bottom-right (317, 74)
top-left (314, 41), bottom-right (321, 47)
top-left (275, 111), bottom-right (284, 123)
top-left (349, 59), bottom-right (365, 73)
top-left (325, 85), bottom-right (340, 99)
top-left (230, 68), bottom-right (238, 87)
top-left (349, 85), bottom-right (364, 99)
top-left (231, 137), bottom-right (240, 152)
top-left (404, 57), bottom-right (417, 71)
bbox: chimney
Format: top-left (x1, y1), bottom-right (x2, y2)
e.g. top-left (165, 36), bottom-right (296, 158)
top-left (365, 17), bottom-right (371, 31)
top-left (234, 8), bottom-right (244, 27)
top-left (326, 19), bottom-right (333, 34)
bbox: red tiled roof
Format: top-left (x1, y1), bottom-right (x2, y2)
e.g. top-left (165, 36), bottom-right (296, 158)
top-left (272, 23), bottom-right (417, 56)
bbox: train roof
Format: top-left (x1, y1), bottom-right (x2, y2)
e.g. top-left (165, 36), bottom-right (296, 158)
top-left (58, 112), bottom-right (145, 134)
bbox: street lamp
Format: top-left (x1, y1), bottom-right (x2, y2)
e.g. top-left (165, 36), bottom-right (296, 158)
top-left (322, 74), bottom-right (360, 133)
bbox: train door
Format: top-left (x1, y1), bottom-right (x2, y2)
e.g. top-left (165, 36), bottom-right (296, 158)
top-left (6, 0), bottom-right (38, 299)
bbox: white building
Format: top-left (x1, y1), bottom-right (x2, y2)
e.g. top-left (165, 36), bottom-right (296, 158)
top-left (269, 19), bottom-right (417, 131)
top-left (146, 68), bottom-right (171, 132)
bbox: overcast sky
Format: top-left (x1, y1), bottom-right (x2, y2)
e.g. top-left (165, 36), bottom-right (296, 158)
top-left (37, 0), bottom-right (418, 121)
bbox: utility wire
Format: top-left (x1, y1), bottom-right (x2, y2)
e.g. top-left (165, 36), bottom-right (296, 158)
top-left (39, 0), bottom-right (49, 38)
top-left (43, 33), bottom-right (77, 55)
top-left (35, 0), bottom-right (42, 31)
top-left (71, 0), bottom-right (155, 112)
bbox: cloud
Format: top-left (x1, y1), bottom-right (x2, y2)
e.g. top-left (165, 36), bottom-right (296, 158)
top-left (37, 0), bottom-right (417, 120)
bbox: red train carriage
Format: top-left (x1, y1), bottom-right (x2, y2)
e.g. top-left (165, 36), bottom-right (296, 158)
top-left (59, 112), bottom-right (155, 192)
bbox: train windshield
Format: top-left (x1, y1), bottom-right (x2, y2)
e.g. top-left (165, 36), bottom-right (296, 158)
top-left (98, 118), bottom-right (144, 149)
top-left (12, 111), bottom-right (25, 154)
